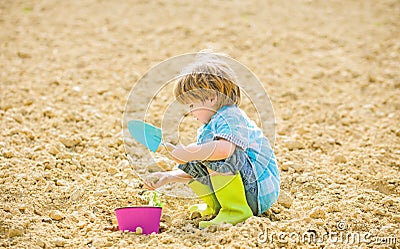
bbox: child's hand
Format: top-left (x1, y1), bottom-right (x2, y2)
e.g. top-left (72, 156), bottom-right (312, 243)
top-left (143, 172), bottom-right (171, 190)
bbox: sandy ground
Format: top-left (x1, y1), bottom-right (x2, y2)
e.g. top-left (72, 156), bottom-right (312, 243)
top-left (1, 0), bottom-right (399, 248)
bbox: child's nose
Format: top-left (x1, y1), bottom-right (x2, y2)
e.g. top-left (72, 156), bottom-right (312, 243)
top-left (184, 109), bottom-right (194, 117)
top-left (190, 110), bottom-right (198, 118)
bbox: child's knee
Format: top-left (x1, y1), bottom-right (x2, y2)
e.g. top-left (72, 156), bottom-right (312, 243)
top-left (207, 168), bottom-right (235, 176)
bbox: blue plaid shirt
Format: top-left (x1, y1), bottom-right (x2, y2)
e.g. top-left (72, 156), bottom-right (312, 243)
top-left (197, 105), bottom-right (280, 214)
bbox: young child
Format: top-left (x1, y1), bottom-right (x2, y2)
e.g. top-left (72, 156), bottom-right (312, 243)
top-left (144, 52), bottom-right (280, 229)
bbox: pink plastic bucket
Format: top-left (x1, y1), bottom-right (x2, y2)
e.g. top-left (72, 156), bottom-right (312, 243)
top-left (115, 206), bottom-right (162, 235)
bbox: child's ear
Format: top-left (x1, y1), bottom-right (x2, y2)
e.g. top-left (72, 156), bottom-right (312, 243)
top-left (210, 95), bottom-right (217, 105)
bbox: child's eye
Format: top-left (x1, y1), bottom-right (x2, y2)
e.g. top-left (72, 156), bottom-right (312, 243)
top-left (189, 104), bottom-right (193, 109)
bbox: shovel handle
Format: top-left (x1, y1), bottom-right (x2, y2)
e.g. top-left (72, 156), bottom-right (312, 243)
top-left (161, 142), bottom-right (176, 151)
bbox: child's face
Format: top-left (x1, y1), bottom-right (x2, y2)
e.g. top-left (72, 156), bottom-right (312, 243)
top-left (187, 97), bottom-right (217, 124)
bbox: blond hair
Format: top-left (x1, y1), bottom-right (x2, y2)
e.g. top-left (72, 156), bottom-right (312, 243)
top-left (173, 52), bottom-right (241, 110)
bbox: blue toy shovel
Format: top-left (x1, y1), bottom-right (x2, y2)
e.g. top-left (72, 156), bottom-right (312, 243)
top-left (127, 120), bottom-right (175, 152)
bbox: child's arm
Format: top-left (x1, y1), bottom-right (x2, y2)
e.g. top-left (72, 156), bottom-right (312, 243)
top-left (143, 169), bottom-right (192, 189)
top-left (171, 139), bottom-right (236, 163)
